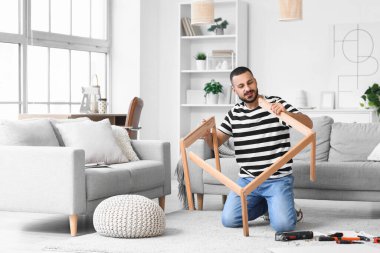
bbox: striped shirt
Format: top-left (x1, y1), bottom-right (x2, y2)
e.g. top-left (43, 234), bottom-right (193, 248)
top-left (218, 96), bottom-right (300, 179)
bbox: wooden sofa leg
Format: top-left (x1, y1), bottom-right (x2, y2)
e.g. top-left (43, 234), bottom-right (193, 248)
top-left (197, 194), bottom-right (204, 210)
top-left (69, 214), bottom-right (78, 236)
top-left (159, 196), bottom-right (165, 210)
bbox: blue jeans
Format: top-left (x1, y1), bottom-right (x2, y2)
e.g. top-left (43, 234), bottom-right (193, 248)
top-left (221, 175), bottom-right (296, 232)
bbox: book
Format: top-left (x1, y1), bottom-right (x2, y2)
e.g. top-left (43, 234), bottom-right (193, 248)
top-left (181, 18), bottom-right (191, 36)
top-left (212, 50), bottom-right (234, 57)
top-left (185, 17), bottom-right (195, 36)
top-left (192, 24), bottom-right (202, 36)
top-left (85, 162), bottom-right (109, 168)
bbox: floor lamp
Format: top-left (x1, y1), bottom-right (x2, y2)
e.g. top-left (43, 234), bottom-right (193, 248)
top-left (180, 97), bottom-right (316, 237)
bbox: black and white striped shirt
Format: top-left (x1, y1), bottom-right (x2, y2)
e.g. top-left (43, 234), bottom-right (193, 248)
top-left (218, 96), bottom-right (300, 179)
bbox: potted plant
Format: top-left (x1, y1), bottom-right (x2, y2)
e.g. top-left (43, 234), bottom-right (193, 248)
top-left (194, 52), bottom-right (207, 70)
top-left (207, 17), bottom-right (229, 35)
top-left (204, 79), bottom-right (223, 104)
top-left (360, 83), bottom-right (380, 115)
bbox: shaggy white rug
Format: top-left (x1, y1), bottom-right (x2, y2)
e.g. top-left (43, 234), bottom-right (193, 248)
top-left (43, 208), bottom-right (380, 253)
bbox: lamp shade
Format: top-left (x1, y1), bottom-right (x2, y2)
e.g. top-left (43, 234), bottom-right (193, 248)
top-left (191, 0), bottom-right (214, 25)
top-left (279, 0), bottom-right (302, 21)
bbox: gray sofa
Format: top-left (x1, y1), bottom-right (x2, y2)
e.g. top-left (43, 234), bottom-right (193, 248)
top-left (181, 116), bottom-right (380, 208)
top-left (0, 119), bottom-right (171, 236)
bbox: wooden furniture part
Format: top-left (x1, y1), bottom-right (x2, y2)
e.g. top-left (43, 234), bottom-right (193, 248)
top-left (180, 97), bottom-right (316, 237)
top-left (18, 113), bottom-right (127, 126)
top-left (125, 97), bottom-right (144, 140)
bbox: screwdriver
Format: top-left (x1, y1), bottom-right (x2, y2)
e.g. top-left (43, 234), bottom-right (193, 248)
top-left (336, 240), bottom-right (363, 244)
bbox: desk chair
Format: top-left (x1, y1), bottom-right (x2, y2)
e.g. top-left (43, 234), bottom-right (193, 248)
top-left (125, 97), bottom-right (144, 139)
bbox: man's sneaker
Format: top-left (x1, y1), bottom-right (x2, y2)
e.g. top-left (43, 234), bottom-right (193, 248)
top-left (261, 208), bottom-right (303, 222)
top-left (296, 208), bottom-right (303, 223)
top-left (262, 212), bottom-right (270, 221)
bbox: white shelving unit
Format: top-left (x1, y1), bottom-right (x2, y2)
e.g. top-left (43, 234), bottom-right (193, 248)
top-left (178, 0), bottom-right (248, 138)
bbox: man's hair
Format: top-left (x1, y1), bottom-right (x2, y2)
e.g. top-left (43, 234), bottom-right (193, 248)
top-left (230, 66), bottom-right (253, 83)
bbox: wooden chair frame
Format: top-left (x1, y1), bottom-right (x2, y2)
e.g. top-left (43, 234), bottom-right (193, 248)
top-left (180, 97), bottom-right (316, 237)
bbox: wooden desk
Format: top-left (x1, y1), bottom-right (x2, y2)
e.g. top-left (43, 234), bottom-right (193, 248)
top-left (19, 114), bottom-right (127, 126)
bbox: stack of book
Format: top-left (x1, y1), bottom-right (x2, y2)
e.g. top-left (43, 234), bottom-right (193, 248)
top-left (211, 50), bottom-right (234, 57)
top-left (181, 17), bottom-right (202, 36)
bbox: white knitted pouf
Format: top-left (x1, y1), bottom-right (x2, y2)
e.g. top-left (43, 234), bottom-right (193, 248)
top-left (93, 195), bottom-right (165, 238)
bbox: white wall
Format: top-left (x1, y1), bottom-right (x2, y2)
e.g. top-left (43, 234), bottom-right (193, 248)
top-left (111, 0), bottom-right (160, 140)
top-left (250, 0), bottom-right (380, 106)
top-left (112, 0), bottom-right (380, 175)
top-left (111, 0), bottom-right (141, 114)
top-left (139, 0), bottom-right (160, 140)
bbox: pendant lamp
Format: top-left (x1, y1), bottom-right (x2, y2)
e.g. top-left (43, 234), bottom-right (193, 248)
top-left (279, 0), bottom-right (302, 21)
top-left (191, 0), bottom-right (214, 25)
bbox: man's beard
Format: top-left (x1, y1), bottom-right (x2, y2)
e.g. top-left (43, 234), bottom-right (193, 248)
top-left (238, 88), bottom-right (259, 104)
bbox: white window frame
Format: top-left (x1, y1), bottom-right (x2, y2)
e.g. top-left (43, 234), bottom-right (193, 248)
top-left (0, 0), bottom-right (111, 114)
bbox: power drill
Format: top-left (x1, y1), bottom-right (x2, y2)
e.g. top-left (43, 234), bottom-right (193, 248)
top-left (275, 231), bottom-right (314, 241)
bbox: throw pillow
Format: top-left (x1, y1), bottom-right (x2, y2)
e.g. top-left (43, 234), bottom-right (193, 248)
top-left (50, 117), bottom-right (90, 146)
top-left (368, 142), bottom-right (380, 161)
top-left (111, 125), bottom-right (140, 161)
top-left (329, 122), bottom-right (380, 162)
top-left (55, 119), bottom-right (128, 164)
top-left (290, 116), bottom-right (334, 162)
top-left (0, 119), bottom-right (59, 146)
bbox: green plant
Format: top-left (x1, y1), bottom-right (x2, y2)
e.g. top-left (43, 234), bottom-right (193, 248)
top-left (360, 83), bottom-right (380, 115)
top-left (207, 17), bottom-right (229, 32)
top-left (204, 79), bottom-right (223, 97)
top-left (194, 52), bottom-right (206, 60)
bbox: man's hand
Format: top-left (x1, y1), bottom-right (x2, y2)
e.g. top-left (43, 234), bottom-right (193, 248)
top-left (200, 119), bottom-right (230, 149)
top-left (271, 103), bottom-right (286, 115)
top-left (201, 119), bottom-right (211, 141)
top-left (270, 103), bottom-right (313, 129)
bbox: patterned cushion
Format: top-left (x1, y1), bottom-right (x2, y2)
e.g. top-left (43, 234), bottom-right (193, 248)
top-left (93, 195), bottom-right (165, 238)
top-left (111, 125), bottom-right (140, 161)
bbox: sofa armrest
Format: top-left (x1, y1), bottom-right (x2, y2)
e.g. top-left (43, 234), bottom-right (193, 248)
top-left (0, 146), bottom-right (86, 215)
top-left (131, 140), bottom-right (171, 195)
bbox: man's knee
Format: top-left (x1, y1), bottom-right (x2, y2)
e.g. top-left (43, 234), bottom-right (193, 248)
top-left (271, 216), bottom-right (296, 232)
top-left (271, 222), bottom-right (295, 233)
top-left (221, 211), bottom-right (241, 228)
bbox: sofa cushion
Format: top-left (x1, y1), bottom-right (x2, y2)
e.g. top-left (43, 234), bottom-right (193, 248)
top-left (290, 116), bottom-right (333, 162)
top-left (203, 158), bottom-right (239, 185)
top-left (0, 119), bottom-right (59, 146)
top-left (86, 160), bottom-right (164, 201)
top-left (293, 161), bottom-right (380, 191)
top-left (55, 119), bottom-right (128, 164)
top-left (329, 122), bottom-right (380, 162)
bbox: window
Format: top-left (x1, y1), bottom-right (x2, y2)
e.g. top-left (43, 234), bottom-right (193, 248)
top-left (0, 0), bottom-right (110, 119)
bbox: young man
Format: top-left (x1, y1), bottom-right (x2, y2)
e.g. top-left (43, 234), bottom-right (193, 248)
top-left (203, 66), bottom-right (312, 232)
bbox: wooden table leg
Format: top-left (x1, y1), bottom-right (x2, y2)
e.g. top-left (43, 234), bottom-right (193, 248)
top-left (240, 194), bottom-right (249, 237)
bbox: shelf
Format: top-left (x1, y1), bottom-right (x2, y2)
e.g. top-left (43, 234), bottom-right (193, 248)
top-left (181, 35), bottom-right (236, 40)
top-left (181, 104), bottom-right (235, 107)
top-left (181, 69), bottom-right (232, 73)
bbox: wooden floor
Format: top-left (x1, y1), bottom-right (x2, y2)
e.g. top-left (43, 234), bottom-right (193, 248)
top-left (1, 180), bottom-right (380, 252)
